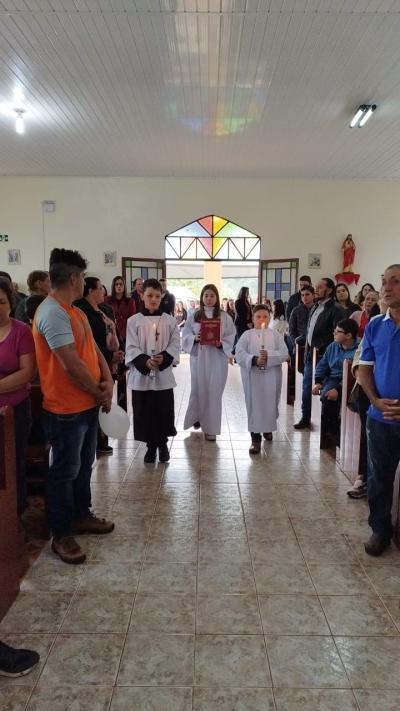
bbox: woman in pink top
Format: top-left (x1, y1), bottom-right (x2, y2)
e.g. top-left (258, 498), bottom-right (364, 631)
top-left (0, 278), bottom-right (36, 514)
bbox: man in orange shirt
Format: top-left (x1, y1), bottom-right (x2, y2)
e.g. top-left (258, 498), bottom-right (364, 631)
top-left (33, 248), bottom-right (115, 564)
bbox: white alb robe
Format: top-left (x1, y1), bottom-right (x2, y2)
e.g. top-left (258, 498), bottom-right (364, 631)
top-left (235, 327), bottom-right (288, 433)
top-left (183, 308), bottom-right (236, 435)
top-left (125, 312), bottom-right (180, 391)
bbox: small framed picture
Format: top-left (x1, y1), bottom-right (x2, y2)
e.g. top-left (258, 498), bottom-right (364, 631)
top-left (7, 249), bottom-right (21, 265)
top-left (308, 253), bottom-right (322, 269)
top-left (104, 251), bottom-right (117, 267)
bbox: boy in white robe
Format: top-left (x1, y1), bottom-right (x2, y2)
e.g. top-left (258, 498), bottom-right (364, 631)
top-left (125, 279), bottom-right (180, 463)
top-left (235, 304), bottom-right (288, 454)
top-left (183, 284), bottom-right (236, 440)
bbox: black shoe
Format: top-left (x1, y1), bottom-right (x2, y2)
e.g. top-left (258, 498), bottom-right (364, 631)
top-left (193, 421), bottom-right (201, 429)
top-left (294, 419), bottom-right (310, 430)
top-left (144, 447), bottom-right (157, 463)
top-left (0, 641), bottom-right (40, 677)
top-left (263, 432), bottom-right (273, 441)
top-left (96, 445), bottom-right (113, 456)
top-left (158, 444), bottom-right (170, 463)
top-left (364, 533), bottom-right (391, 557)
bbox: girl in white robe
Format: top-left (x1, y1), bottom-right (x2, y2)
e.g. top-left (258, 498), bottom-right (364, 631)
top-left (235, 304), bottom-right (288, 454)
top-left (183, 284), bottom-right (236, 440)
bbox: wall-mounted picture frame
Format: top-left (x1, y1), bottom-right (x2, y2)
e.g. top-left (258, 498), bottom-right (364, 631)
top-left (7, 248), bottom-right (21, 265)
top-left (104, 251), bottom-right (117, 267)
top-left (308, 253), bottom-right (322, 269)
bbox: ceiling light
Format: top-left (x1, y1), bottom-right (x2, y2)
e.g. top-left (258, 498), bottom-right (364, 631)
top-left (358, 104), bottom-right (376, 127)
top-left (349, 104), bottom-right (377, 128)
top-left (14, 108), bottom-right (25, 134)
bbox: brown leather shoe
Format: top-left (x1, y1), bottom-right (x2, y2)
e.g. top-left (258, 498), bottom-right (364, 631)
top-left (72, 513), bottom-right (115, 535)
top-left (249, 441), bottom-right (261, 454)
top-left (51, 536), bottom-right (86, 564)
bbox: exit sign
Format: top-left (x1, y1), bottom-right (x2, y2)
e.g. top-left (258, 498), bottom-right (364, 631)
top-left (0, 235), bottom-right (9, 242)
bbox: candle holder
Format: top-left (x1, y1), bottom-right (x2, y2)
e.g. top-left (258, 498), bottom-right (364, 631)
top-left (259, 345), bottom-right (266, 371)
top-left (149, 349), bottom-right (156, 378)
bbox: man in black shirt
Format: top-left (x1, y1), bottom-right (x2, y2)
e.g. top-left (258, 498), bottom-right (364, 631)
top-left (286, 275), bottom-right (312, 321)
top-left (159, 278), bottom-right (176, 316)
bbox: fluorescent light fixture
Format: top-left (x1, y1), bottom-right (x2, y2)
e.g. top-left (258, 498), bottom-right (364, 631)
top-left (349, 104), bottom-right (377, 128)
top-left (14, 108), bottom-right (25, 134)
top-left (358, 104), bottom-right (376, 127)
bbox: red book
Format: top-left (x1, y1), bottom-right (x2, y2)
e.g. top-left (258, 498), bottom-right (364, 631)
top-left (200, 319), bottom-right (221, 346)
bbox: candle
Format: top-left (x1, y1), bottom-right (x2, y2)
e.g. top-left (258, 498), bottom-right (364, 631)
top-left (152, 322), bottom-right (157, 353)
top-left (260, 322), bottom-right (265, 348)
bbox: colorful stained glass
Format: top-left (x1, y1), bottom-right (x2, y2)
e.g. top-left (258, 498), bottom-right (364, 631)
top-left (198, 216), bottom-right (213, 235)
top-left (199, 237), bottom-right (212, 256)
top-left (213, 216), bottom-right (228, 235)
top-left (214, 241), bottom-right (229, 259)
top-left (217, 222), bottom-right (256, 239)
top-left (180, 237), bottom-right (195, 256)
top-left (165, 216), bottom-right (260, 261)
top-left (196, 241), bottom-right (211, 260)
top-left (169, 220), bottom-right (209, 238)
top-left (212, 236), bottom-right (227, 257)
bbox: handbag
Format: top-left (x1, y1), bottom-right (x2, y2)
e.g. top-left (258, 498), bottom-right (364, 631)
top-left (347, 382), bottom-right (361, 413)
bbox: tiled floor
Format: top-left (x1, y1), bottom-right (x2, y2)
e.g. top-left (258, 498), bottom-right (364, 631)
top-left (1, 355), bottom-right (400, 710)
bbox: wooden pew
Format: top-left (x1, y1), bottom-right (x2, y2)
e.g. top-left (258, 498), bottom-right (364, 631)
top-left (339, 360), bottom-right (361, 482)
top-left (0, 407), bottom-right (25, 618)
top-left (26, 383), bottom-right (49, 489)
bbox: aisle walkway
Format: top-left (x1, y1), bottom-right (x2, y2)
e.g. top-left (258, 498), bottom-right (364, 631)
top-left (1, 356), bottom-right (400, 710)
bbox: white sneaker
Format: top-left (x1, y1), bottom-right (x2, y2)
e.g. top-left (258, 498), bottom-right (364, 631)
top-left (205, 434), bottom-right (216, 441)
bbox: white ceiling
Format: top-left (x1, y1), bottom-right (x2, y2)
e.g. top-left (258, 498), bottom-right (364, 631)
top-left (1, 0), bottom-right (400, 178)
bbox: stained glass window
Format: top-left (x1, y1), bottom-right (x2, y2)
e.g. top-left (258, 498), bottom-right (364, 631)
top-left (260, 259), bottom-right (298, 305)
top-left (165, 215), bottom-right (260, 261)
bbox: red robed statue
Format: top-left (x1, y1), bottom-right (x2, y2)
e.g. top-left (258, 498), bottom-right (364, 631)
top-left (336, 233), bottom-right (360, 285)
top-left (342, 234), bottom-right (356, 273)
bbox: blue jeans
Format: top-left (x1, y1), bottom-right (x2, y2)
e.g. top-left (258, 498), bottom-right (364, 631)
top-left (367, 416), bottom-right (400, 539)
top-left (43, 407), bottom-right (99, 537)
top-left (301, 351), bottom-right (313, 422)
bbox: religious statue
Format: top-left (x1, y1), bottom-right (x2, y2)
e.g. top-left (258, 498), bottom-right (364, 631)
top-left (342, 234), bottom-right (356, 273)
top-left (336, 233), bottom-right (360, 286)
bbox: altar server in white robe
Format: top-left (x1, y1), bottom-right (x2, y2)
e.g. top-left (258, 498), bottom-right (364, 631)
top-left (235, 304), bottom-right (288, 454)
top-left (183, 284), bottom-right (236, 441)
top-left (126, 278), bottom-right (180, 464)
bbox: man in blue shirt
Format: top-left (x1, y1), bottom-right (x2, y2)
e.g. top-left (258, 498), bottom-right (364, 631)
top-left (359, 264), bottom-right (400, 556)
top-left (312, 318), bottom-right (359, 447)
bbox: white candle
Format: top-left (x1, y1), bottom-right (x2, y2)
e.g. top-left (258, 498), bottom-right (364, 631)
top-left (152, 322), bottom-right (157, 353)
top-left (261, 322), bottom-right (265, 348)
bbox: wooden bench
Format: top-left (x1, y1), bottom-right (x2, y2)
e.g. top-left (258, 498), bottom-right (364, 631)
top-left (339, 360), bottom-right (361, 483)
top-left (26, 384), bottom-right (49, 489)
top-left (0, 407), bottom-right (25, 618)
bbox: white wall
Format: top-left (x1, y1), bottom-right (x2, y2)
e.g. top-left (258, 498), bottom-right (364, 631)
top-left (0, 176), bottom-right (398, 293)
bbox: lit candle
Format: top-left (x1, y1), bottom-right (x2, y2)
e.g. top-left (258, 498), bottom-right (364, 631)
top-left (261, 322), bottom-right (265, 348)
top-left (152, 322), bottom-right (157, 353)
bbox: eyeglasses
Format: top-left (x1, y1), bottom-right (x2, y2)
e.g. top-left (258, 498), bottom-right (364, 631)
top-left (335, 329), bottom-right (345, 334)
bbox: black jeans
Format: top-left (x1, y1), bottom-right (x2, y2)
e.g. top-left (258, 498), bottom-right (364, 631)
top-left (367, 416), bottom-right (400, 539)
